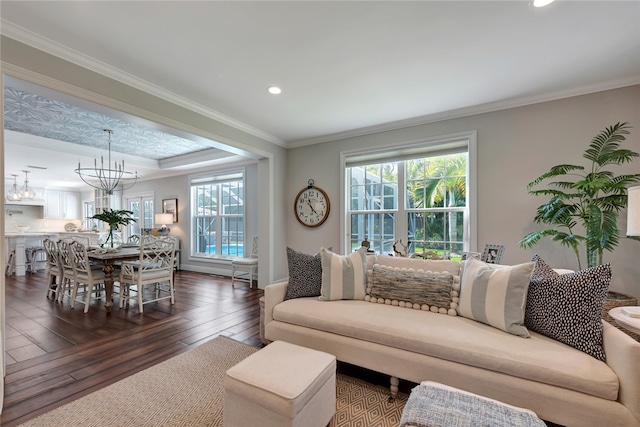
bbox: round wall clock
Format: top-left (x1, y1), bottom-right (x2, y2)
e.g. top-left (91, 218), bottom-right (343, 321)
top-left (294, 179), bottom-right (330, 227)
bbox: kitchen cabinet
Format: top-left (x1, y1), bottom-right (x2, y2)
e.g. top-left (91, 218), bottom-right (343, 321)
top-left (45, 190), bottom-right (81, 219)
top-left (94, 189), bottom-right (121, 214)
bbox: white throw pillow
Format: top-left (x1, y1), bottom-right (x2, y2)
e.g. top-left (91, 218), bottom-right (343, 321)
top-left (458, 258), bottom-right (535, 337)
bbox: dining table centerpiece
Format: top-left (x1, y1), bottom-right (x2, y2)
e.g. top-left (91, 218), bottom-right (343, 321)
top-left (91, 209), bottom-right (137, 248)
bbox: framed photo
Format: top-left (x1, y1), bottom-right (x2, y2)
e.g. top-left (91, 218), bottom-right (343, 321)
top-left (162, 198), bottom-right (178, 223)
top-left (481, 244), bottom-right (505, 264)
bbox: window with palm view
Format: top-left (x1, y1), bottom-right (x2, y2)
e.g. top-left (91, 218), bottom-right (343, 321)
top-left (346, 142), bottom-right (470, 260)
top-left (190, 170), bottom-right (245, 258)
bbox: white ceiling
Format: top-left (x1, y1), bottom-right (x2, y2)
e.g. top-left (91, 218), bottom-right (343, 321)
top-left (2, 1), bottom-right (640, 189)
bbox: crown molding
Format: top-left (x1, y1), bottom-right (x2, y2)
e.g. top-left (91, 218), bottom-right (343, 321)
top-left (288, 77), bottom-right (640, 148)
top-left (1, 21), bottom-right (286, 148)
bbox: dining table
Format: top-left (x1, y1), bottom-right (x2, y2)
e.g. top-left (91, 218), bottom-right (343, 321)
top-left (86, 246), bottom-right (141, 313)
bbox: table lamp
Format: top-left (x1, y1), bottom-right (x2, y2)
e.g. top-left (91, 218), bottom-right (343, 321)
top-left (628, 186), bottom-right (640, 237)
top-left (155, 213), bottom-right (174, 236)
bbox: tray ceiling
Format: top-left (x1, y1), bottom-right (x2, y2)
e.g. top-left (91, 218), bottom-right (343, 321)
top-left (4, 86), bottom-right (213, 160)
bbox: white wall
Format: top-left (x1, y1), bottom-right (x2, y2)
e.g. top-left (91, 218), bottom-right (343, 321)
top-left (287, 85), bottom-right (640, 300)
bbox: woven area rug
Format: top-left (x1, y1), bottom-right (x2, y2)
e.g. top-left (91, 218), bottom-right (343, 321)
top-left (19, 336), bottom-right (407, 427)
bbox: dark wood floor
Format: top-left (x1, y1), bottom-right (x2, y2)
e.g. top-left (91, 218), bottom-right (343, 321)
top-left (2, 269), bottom-right (263, 426)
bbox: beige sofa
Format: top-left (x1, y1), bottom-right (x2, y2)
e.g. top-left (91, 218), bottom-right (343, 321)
top-left (264, 256), bottom-right (640, 427)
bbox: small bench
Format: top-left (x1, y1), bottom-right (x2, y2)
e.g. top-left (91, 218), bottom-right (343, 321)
top-left (224, 340), bottom-right (336, 427)
top-left (400, 381), bottom-right (546, 427)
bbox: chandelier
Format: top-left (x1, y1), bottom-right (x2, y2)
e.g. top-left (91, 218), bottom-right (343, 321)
top-left (6, 174), bottom-right (22, 201)
top-left (20, 170), bottom-right (36, 200)
top-left (75, 129), bottom-right (141, 195)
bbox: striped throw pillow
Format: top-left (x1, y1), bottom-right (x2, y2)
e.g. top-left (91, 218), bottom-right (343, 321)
top-left (319, 247), bottom-right (367, 301)
top-left (458, 258), bottom-right (535, 337)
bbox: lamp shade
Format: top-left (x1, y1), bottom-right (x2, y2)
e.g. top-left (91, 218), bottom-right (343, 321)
top-left (627, 186), bottom-right (640, 236)
top-left (155, 213), bottom-right (174, 227)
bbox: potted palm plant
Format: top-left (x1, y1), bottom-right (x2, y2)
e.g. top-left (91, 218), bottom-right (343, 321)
top-left (519, 122), bottom-right (640, 313)
top-left (519, 122), bottom-right (640, 268)
top-left (91, 208), bottom-right (137, 248)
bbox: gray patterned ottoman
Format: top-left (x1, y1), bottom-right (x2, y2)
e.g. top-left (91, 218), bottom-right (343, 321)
top-left (400, 381), bottom-right (546, 427)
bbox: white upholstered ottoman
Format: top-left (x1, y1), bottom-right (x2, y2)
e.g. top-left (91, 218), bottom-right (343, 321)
top-left (400, 381), bottom-right (546, 427)
top-left (224, 340), bottom-right (336, 427)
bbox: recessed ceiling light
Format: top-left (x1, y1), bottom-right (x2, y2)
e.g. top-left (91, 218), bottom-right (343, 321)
top-left (532, 0), bottom-right (555, 7)
top-left (267, 86), bottom-right (282, 95)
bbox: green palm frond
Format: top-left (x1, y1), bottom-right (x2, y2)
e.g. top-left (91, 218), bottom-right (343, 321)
top-left (527, 165), bottom-right (584, 188)
top-left (583, 122), bottom-right (631, 164)
top-left (91, 209), bottom-right (137, 227)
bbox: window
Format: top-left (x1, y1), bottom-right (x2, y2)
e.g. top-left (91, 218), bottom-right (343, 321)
top-left (344, 133), bottom-right (475, 260)
top-left (84, 201), bottom-right (95, 229)
top-left (190, 169), bottom-right (245, 258)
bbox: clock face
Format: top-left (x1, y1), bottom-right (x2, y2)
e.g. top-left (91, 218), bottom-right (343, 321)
top-left (294, 186), bottom-right (330, 227)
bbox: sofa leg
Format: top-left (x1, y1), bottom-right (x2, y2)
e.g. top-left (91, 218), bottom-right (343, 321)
top-left (390, 376), bottom-right (399, 400)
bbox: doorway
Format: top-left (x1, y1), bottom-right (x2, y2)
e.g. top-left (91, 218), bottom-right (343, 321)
top-left (126, 193), bottom-right (154, 241)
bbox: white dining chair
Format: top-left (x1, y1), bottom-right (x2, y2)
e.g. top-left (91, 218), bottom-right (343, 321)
top-left (43, 238), bottom-right (64, 300)
top-left (56, 240), bottom-right (77, 304)
top-left (119, 236), bottom-right (176, 313)
top-left (69, 241), bottom-right (113, 313)
top-left (231, 236), bottom-right (258, 289)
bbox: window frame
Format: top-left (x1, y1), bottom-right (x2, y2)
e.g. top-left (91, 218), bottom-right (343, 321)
top-left (189, 167), bottom-right (246, 261)
top-left (340, 131), bottom-right (477, 256)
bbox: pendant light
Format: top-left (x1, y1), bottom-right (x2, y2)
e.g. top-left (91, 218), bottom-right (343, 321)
top-left (6, 174), bottom-right (22, 201)
top-left (20, 170), bottom-right (37, 200)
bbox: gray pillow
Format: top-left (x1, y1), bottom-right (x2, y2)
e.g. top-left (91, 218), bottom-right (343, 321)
top-left (367, 265), bottom-right (457, 315)
top-left (284, 247), bottom-right (323, 300)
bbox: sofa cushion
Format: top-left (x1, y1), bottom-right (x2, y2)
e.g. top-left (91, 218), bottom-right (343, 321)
top-left (320, 247), bottom-right (367, 301)
top-left (526, 255), bottom-right (610, 361)
top-left (458, 258), bottom-right (534, 338)
top-left (272, 298), bottom-right (619, 401)
top-left (366, 265), bottom-right (458, 315)
top-left (284, 247), bottom-right (323, 300)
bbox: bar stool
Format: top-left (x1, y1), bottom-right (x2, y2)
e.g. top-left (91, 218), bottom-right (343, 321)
top-left (26, 246), bottom-right (46, 274)
top-left (5, 249), bottom-right (16, 276)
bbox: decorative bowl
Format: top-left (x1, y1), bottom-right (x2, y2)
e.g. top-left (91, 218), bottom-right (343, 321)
top-left (15, 225), bottom-right (30, 233)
